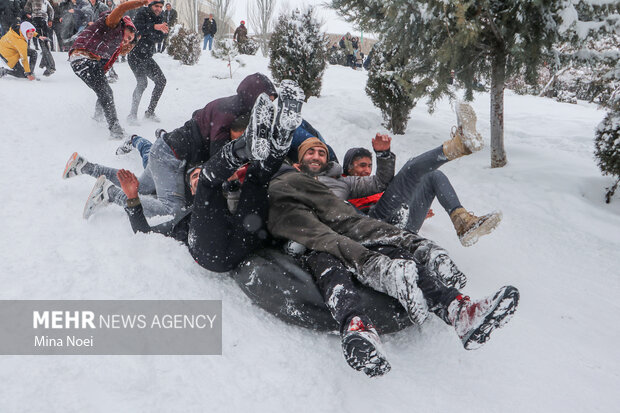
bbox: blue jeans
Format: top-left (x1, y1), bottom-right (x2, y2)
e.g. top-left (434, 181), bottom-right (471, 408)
top-left (132, 135), bottom-right (152, 168)
top-left (203, 34), bottom-right (213, 50)
top-left (369, 146), bottom-right (462, 233)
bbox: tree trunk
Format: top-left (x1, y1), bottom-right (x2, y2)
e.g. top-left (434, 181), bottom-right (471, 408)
top-left (490, 51), bottom-right (507, 168)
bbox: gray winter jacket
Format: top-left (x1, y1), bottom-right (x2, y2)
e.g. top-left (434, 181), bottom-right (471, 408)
top-left (316, 150), bottom-right (395, 200)
top-left (24, 0), bottom-right (54, 21)
top-left (268, 168), bottom-right (441, 272)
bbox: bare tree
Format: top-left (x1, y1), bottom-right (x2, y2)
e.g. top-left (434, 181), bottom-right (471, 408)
top-left (214, 0), bottom-right (234, 38)
top-left (248, 0), bottom-right (277, 56)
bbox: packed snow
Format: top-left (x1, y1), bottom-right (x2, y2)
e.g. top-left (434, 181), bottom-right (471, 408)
top-left (0, 50), bottom-right (618, 412)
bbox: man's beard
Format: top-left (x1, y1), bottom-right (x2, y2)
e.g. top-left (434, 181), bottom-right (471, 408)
top-left (300, 161), bottom-right (328, 177)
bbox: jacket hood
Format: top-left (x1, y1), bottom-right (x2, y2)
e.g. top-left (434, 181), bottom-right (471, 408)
top-left (322, 161), bottom-right (343, 178)
top-left (20, 22), bottom-right (36, 40)
top-left (342, 147), bottom-right (371, 176)
top-left (122, 15), bottom-right (136, 32)
top-left (236, 73), bottom-right (278, 111)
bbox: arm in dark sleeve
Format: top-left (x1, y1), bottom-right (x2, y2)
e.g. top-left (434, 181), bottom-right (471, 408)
top-left (106, 0), bottom-right (144, 28)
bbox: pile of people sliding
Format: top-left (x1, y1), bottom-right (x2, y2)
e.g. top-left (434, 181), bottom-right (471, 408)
top-left (63, 71), bottom-right (519, 378)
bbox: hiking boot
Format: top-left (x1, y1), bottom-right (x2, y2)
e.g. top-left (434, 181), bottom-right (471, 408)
top-left (455, 101), bottom-right (484, 152)
top-left (271, 80), bottom-right (305, 156)
top-left (244, 93), bottom-right (275, 161)
top-left (83, 175), bottom-right (113, 219)
top-left (448, 286), bottom-right (520, 350)
top-left (115, 135), bottom-right (136, 156)
top-left (450, 207), bottom-right (502, 247)
top-left (427, 252), bottom-right (467, 289)
top-left (361, 255), bottom-right (428, 324)
top-left (110, 123), bottom-right (126, 140)
top-left (144, 111), bottom-right (161, 122)
top-left (341, 315), bottom-right (391, 377)
top-left (62, 152), bottom-right (87, 179)
top-left (442, 101), bottom-right (484, 160)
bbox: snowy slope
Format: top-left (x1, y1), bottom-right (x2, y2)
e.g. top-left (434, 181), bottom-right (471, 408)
top-left (0, 51), bottom-right (619, 412)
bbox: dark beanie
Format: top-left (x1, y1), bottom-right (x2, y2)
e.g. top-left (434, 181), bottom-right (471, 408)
top-left (149, 0), bottom-right (164, 6)
top-left (342, 147), bottom-right (372, 176)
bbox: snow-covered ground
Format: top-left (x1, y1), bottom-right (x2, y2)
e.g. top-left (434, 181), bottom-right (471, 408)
top-left (1, 51), bottom-right (619, 412)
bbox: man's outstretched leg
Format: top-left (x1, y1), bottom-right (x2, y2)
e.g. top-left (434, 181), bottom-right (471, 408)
top-left (302, 251), bottom-right (391, 377)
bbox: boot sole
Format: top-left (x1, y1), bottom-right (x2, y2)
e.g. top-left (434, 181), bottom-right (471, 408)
top-left (62, 152), bottom-right (81, 179)
top-left (455, 101), bottom-right (484, 152)
top-left (460, 211), bottom-right (502, 247)
top-left (247, 94), bottom-right (274, 161)
top-left (462, 285), bottom-right (520, 350)
top-left (342, 332), bottom-right (391, 377)
top-left (83, 176), bottom-right (109, 220)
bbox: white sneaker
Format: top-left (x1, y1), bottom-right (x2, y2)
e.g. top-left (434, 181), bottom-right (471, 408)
top-left (62, 152), bottom-right (87, 179)
top-left (448, 286), bottom-right (519, 350)
top-left (455, 101), bottom-right (484, 152)
top-left (83, 176), bottom-right (112, 219)
top-left (116, 135), bottom-right (135, 156)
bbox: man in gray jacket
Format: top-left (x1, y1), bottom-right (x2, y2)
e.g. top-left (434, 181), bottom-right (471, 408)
top-left (267, 149), bottom-right (520, 376)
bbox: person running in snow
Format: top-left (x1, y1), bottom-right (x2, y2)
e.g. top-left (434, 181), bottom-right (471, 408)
top-left (311, 102), bottom-right (502, 246)
top-left (267, 147), bottom-right (520, 378)
top-left (113, 81), bottom-right (306, 272)
top-left (0, 21), bottom-right (38, 79)
top-left (126, 0), bottom-right (167, 123)
top-left (64, 73), bottom-right (279, 222)
top-left (68, 0), bottom-right (145, 139)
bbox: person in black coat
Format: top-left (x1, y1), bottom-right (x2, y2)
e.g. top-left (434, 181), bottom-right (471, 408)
top-left (201, 13), bottom-right (215, 51)
top-left (156, 1), bottom-right (173, 52)
top-left (127, 0), bottom-right (167, 122)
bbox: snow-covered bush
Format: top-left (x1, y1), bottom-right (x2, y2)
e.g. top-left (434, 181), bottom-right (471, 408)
top-left (236, 37), bottom-right (259, 55)
top-left (268, 7), bottom-right (327, 101)
top-left (327, 47), bottom-right (347, 66)
top-left (167, 26), bottom-right (201, 65)
top-left (212, 38), bottom-right (245, 78)
top-left (594, 106), bottom-right (620, 203)
top-left (365, 42), bottom-right (416, 135)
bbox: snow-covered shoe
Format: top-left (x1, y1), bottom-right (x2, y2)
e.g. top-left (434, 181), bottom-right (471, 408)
top-left (115, 135), bottom-right (136, 156)
top-left (62, 152), bottom-right (87, 179)
top-left (455, 101), bottom-right (483, 152)
top-left (144, 111), bottom-right (161, 122)
top-left (0, 67), bottom-right (7, 77)
top-left (271, 80), bottom-right (305, 156)
top-left (341, 315), bottom-right (391, 377)
top-left (83, 175), bottom-right (113, 219)
top-left (126, 114), bottom-right (139, 126)
top-left (427, 252), bottom-right (467, 289)
top-left (360, 255), bottom-right (429, 324)
top-left (450, 208), bottom-right (502, 247)
top-left (245, 93), bottom-right (275, 161)
top-left (448, 286), bottom-right (519, 350)
top-left (110, 123), bottom-right (126, 140)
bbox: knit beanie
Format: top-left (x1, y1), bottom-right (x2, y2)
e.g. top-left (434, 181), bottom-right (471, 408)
top-left (298, 137), bottom-right (329, 163)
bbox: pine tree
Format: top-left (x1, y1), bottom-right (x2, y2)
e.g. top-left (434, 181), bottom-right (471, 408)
top-left (212, 38), bottom-right (246, 79)
top-left (366, 41), bottom-right (417, 134)
top-left (167, 26), bottom-right (201, 66)
top-left (268, 7), bottom-right (328, 101)
top-left (331, 0), bottom-right (560, 167)
top-left (556, 1), bottom-right (620, 202)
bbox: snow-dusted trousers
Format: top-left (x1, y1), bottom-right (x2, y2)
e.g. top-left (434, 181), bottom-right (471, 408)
top-left (128, 53), bottom-right (166, 117)
top-left (370, 145), bottom-right (462, 232)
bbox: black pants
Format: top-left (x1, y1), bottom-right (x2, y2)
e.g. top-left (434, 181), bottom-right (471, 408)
top-left (188, 150), bottom-right (283, 273)
top-left (31, 17), bottom-right (47, 49)
top-left (128, 53), bottom-right (166, 116)
top-left (303, 246), bottom-right (461, 329)
top-left (71, 58), bottom-right (120, 131)
top-left (1, 48), bottom-right (37, 77)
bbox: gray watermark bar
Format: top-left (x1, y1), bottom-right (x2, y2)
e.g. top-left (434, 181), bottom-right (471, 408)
top-left (0, 300), bottom-right (222, 355)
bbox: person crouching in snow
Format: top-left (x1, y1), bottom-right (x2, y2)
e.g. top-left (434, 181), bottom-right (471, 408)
top-left (68, 0), bottom-right (148, 139)
top-left (0, 22), bottom-right (38, 80)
